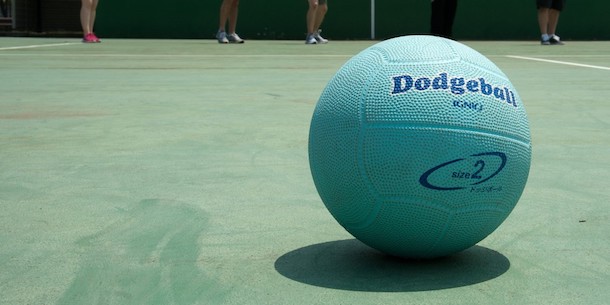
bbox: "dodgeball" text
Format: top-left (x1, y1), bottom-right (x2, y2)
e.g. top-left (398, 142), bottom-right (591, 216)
top-left (391, 72), bottom-right (518, 107)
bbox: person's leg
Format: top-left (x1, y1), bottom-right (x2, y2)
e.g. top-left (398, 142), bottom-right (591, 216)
top-left (443, 0), bottom-right (457, 38)
top-left (0, 1), bottom-right (7, 18)
top-left (81, 0), bottom-right (92, 35)
top-left (225, 0), bottom-right (244, 43)
top-left (312, 2), bottom-right (328, 43)
top-left (547, 8), bottom-right (564, 44)
top-left (307, 0), bottom-right (319, 35)
top-left (547, 8), bottom-right (560, 36)
top-left (537, 7), bottom-right (549, 36)
top-left (81, 0), bottom-right (100, 42)
top-left (430, 0), bottom-right (445, 36)
top-left (313, 2), bottom-right (327, 32)
top-left (305, 0), bottom-right (319, 43)
top-left (89, 0), bottom-right (99, 36)
top-left (218, 0), bottom-right (232, 32)
top-left (227, 0), bottom-right (239, 34)
top-left (217, 0), bottom-right (234, 43)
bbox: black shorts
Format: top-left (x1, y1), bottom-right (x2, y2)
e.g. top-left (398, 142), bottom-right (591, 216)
top-left (537, 0), bottom-right (565, 11)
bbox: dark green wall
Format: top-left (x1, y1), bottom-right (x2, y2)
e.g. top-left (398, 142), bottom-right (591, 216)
top-left (95, 0), bottom-right (608, 40)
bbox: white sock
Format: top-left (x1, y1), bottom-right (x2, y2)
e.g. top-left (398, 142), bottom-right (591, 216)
top-left (541, 34), bottom-right (549, 41)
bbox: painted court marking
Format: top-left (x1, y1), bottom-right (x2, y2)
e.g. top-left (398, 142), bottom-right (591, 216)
top-left (1, 43), bottom-right (608, 70)
top-left (507, 55), bottom-right (610, 71)
top-left (0, 42), bottom-right (80, 51)
top-left (0, 53), bottom-right (351, 58)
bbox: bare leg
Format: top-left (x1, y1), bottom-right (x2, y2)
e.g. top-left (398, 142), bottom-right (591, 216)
top-left (89, 0), bottom-right (99, 33)
top-left (537, 7), bottom-right (549, 35)
top-left (228, 0), bottom-right (239, 34)
top-left (547, 8), bottom-right (560, 35)
top-left (307, 0), bottom-right (319, 34)
top-left (313, 3), bottom-right (327, 32)
top-left (218, 0), bottom-right (232, 32)
top-left (81, 0), bottom-right (93, 34)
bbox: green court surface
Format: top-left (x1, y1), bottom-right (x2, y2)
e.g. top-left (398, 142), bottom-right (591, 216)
top-left (1, 38), bottom-right (609, 305)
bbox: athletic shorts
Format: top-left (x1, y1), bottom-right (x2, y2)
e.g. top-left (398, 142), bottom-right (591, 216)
top-left (318, 0), bottom-right (327, 4)
top-left (537, 0), bottom-right (565, 11)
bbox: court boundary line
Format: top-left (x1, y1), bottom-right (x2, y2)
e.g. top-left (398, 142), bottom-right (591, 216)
top-left (506, 55), bottom-right (610, 71)
top-left (0, 42), bottom-right (81, 51)
top-left (0, 53), bottom-right (354, 58)
top-left (2, 52), bottom-right (608, 59)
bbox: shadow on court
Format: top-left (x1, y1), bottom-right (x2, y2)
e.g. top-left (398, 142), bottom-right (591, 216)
top-left (275, 239), bottom-right (510, 292)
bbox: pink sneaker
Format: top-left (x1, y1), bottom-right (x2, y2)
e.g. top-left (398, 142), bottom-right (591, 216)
top-left (91, 33), bottom-right (101, 43)
top-left (82, 33), bottom-right (101, 43)
top-left (82, 33), bottom-right (96, 43)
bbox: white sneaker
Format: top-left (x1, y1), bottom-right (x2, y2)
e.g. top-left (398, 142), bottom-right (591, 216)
top-left (227, 33), bottom-right (245, 43)
top-left (313, 30), bottom-right (328, 44)
top-left (305, 34), bottom-right (317, 44)
top-left (216, 31), bottom-right (229, 44)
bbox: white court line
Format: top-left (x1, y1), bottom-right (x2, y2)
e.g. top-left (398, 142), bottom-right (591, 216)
top-left (0, 42), bottom-right (80, 51)
top-left (0, 53), bottom-right (352, 58)
top-left (506, 55), bottom-right (610, 71)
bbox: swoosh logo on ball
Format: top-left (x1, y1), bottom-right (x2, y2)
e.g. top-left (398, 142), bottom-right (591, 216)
top-left (419, 152), bottom-right (507, 191)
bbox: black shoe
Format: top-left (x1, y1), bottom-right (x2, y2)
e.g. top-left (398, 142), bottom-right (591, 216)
top-left (549, 35), bottom-right (565, 45)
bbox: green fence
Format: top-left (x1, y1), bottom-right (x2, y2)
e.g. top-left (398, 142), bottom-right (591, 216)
top-left (96, 0), bottom-right (607, 40)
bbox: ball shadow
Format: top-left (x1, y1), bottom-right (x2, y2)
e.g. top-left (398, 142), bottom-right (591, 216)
top-left (274, 239), bottom-right (510, 292)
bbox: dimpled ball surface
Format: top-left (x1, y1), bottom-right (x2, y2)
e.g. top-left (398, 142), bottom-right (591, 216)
top-left (308, 35), bottom-right (531, 258)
